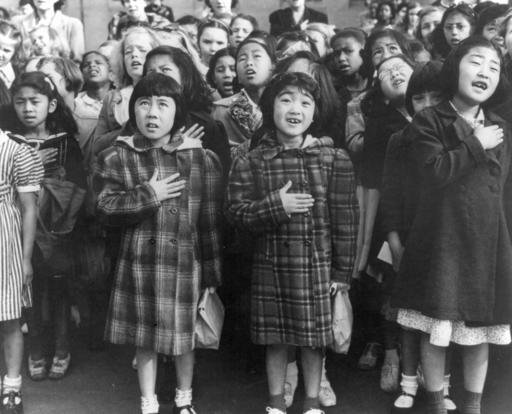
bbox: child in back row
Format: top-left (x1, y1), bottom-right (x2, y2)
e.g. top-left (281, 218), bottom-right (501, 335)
top-left (227, 72), bottom-right (358, 414)
top-left (94, 73), bottom-right (223, 414)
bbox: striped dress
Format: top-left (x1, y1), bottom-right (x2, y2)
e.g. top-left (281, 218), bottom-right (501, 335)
top-left (0, 132), bottom-right (43, 321)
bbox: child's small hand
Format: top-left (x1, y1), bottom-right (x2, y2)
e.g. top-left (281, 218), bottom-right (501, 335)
top-left (22, 259), bottom-right (33, 285)
top-left (279, 180), bottom-right (314, 215)
top-left (70, 305), bottom-right (81, 327)
top-left (474, 124), bottom-right (504, 150)
top-left (149, 168), bottom-right (187, 202)
top-left (181, 124), bottom-right (205, 140)
top-left (38, 148), bottom-right (58, 165)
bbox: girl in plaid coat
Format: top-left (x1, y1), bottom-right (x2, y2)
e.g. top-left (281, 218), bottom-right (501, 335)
top-left (227, 72), bottom-right (358, 414)
top-left (94, 73), bottom-right (223, 414)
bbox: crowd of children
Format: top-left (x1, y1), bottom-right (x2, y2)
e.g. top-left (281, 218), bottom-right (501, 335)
top-left (0, 0), bottom-right (512, 413)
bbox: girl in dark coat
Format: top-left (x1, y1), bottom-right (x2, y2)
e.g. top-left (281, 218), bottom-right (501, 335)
top-left (392, 36), bottom-right (512, 414)
top-left (227, 72), bottom-right (358, 414)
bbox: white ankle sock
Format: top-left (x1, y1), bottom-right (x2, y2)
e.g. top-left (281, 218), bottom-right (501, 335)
top-left (140, 394), bottom-right (159, 414)
top-left (3, 375), bottom-right (21, 393)
top-left (175, 388), bottom-right (192, 408)
top-left (400, 374), bottom-right (418, 396)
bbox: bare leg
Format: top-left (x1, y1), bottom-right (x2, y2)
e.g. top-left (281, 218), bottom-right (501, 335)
top-left (301, 347), bottom-right (322, 398)
top-left (136, 348), bottom-right (158, 398)
top-left (266, 344), bottom-right (289, 396)
top-left (402, 329), bottom-right (420, 376)
top-left (462, 344), bottom-right (488, 393)
top-left (2, 320), bottom-right (23, 378)
top-left (175, 350), bottom-right (194, 390)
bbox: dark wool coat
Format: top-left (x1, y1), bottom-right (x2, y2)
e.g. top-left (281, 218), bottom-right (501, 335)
top-left (226, 135), bottom-right (358, 347)
top-left (392, 101), bottom-right (512, 325)
top-left (94, 134), bottom-right (223, 355)
top-left (269, 7), bottom-right (328, 37)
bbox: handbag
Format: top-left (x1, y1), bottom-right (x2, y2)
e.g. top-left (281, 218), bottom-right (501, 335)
top-left (328, 289), bottom-right (353, 354)
top-left (194, 289), bottom-right (225, 350)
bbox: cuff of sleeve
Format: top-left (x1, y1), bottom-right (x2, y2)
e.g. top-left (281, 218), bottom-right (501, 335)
top-left (331, 268), bottom-right (351, 285)
top-left (267, 190), bottom-right (291, 225)
top-left (17, 184), bottom-right (40, 193)
top-left (465, 134), bottom-right (487, 164)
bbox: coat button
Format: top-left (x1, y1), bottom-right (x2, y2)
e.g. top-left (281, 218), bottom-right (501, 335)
top-left (283, 241), bottom-right (290, 247)
top-left (489, 167), bottom-right (500, 177)
top-left (149, 238), bottom-right (156, 245)
top-left (170, 239), bottom-right (177, 245)
top-left (170, 207), bottom-right (178, 214)
top-left (304, 240), bottom-right (311, 246)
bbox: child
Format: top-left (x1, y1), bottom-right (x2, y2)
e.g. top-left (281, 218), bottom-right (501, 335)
top-left (204, 0), bottom-right (238, 25)
top-left (197, 20), bottom-right (230, 67)
top-left (207, 47), bottom-right (237, 100)
top-left (475, 4), bottom-right (508, 45)
top-left (230, 14), bottom-right (258, 48)
top-left (430, 4), bottom-right (476, 60)
top-left (0, 21), bottom-right (23, 89)
top-left (269, 0), bottom-right (328, 37)
top-left (226, 72), bottom-right (358, 414)
top-left (176, 15), bottom-right (202, 48)
top-left (28, 25), bottom-right (70, 59)
top-left (415, 6), bottom-right (443, 51)
top-left (7, 71), bottom-right (86, 382)
top-left (392, 36), bottom-right (512, 414)
top-left (145, 0), bottom-right (174, 22)
top-left (0, 126), bottom-right (43, 414)
top-left (375, 1), bottom-right (396, 31)
top-left (94, 73), bottom-right (223, 414)
top-left (381, 61), bottom-right (457, 413)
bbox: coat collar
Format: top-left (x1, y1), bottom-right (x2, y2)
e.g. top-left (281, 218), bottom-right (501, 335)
top-left (116, 132), bottom-right (203, 154)
top-left (259, 133), bottom-right (333, 160)
top-left (434, 99), bottom-right (504, 126)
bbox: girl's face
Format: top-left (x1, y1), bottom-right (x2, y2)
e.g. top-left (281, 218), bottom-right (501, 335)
top-left (213, 55), bottom-right (236, 97)
top-left (443, 12), bottom-right (472, 49)
top-left (378, 5), bottom-right (392, 23)
top-left (236, 42), bottom-right (274, 89)
top-left (13, 86), bottom-right (56, 132)
top-left (146, 54), bottom-right (182, 85)
top-left (505, 18), bottom-right (512, 57)
top-left (378, 57), bottom-right (413, 102)
top-left (397, 6), bottom-right (407, 22)
top-left (123, 0), bottom-right (146, 20)
top-left (82, 53), bottom-right (111, 86)
top-left (333, 36), bottom-right (364, 76)
top-left (370, 1), bottom-right (379, 19)
top-left (30, 27), bottom-right (51, 56)
top-left (411, 90), bottom-right (443, 113)
top-left (123, 32), bottom-right (154, 82)
top-left (199, 27), bottom-right (228, 65)
top-left (482, 17), bottom-right (505, 44)
top-left (307, 30), bottom-right (328, 58)
top-left (371, 35), bottom-right (402, 67)
top-left (0, 33), bottom-right (17, 68)
top-left (210, 0), bottom-right (232, 16)
top-left (134, 95), bottom-right (176, 145)
top-left (33, 0), bottom-right (58, 12)
top-left (408, 7), bottom-right (420, 28)
top-left (39, 62), bottom-right (68, 99)
top-left (420, 10), bottom-right (442, 39)
top-left (273, 85), bottom-right (315, 143)
top-left (456, 46), bottom-right (500, 106)
top-left (230, 18), bottom-right (253, 47)
top-left (288, 0), bottom-right (306, 9)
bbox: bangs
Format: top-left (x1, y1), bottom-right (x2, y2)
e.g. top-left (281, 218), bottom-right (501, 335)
top-left (407, 61), bottom-right (443, 96)
top-left (131, 73), bottom-right (182, 103)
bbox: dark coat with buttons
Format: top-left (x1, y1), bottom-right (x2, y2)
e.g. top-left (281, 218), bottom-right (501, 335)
top-left (94, 133), bottom-right (223, 355)
top-left (226, 134), bottom-right (358, 346)
top-left (392, 101), bottom-right (512, 325)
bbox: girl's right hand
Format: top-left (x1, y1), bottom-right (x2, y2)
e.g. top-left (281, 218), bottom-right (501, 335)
top-left (149, 168), bottom-right (186, 202)
top-left (279, 180), bottom-right (314, 215)
top-left (38, 148), bottom-right (58, 165)
top-left (181, 124), bottom-right (205, 140)
top-left (474, 124), bottom-right (504, 150)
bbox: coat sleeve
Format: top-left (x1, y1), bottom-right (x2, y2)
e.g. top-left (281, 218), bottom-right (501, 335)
top-left (328, 149), bottom-right (359, 284)
top-left (226, 153), bottom-right (290, 234)
top-left (92, 94), bottom-right (123, 156)
top-left (198, 151), bottom-right (224, 289)
top-left (412, 111), bottom-right (488, 188)
top-left (269, 10), bottom-right (285, 37)
top-left (93, 148), bottom-right (161, 226)
top-left (380, 132), bottom-right (405, 235)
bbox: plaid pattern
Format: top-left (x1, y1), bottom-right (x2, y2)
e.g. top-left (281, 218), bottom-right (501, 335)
top-left (227, 135), bottom-right (358, 347)
top-left (94, 134), bottom-right (223, 355)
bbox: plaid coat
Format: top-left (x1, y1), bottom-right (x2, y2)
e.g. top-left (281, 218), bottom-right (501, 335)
top-left (94, 133), bottom-right (223, 355)
top-left (226, 134), bottom-right (358, 346)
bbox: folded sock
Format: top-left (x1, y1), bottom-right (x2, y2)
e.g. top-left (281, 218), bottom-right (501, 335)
top-left (462, 390), bottom-right (482, 414)
top-left (303, 396), bottom-right (320, 411)
top-left (426, 389), bottom-right (447, 414)
top-left (400, 373), bottom-right (418, 396)
top-left (141, 394), bottom-right (159, 414)
top-left (2, 375), bottom-right (21, 393)
top-left (269, 393), bottom-right (286, 412)
top-left (443, 374), bottom-right (451, 397)
top-left (175, 388), bottom-right (192, 408)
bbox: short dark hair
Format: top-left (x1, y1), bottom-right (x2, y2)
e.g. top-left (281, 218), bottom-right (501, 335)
top-left (440, 35), bottom-right (508, 108)
top-left (128, 72), bottom-right (186, 135)
top-left (259, 71), bottom-right (320, 136)
top-left (376, 1), bottom-right (396, 22)
top-left (176, 15), bottom-right (202, 27)
top-left (430, 4), bottom-right (476, 59)
top-left (205, 0), bottom-right (238, 9)
top-left (331, 28), bottom-right (367, 49)
top-left (405, 60), bottom-right (443, 115)
top-left (236, 32), bottom-right (277, 63)
top-left (475, 3), bottom-right (508, 35)
top-left (143, 46), bottom-right (213, 112)
top-left (206, 46), bottom-right (237, 88)
top-left (230, 14), bottom-right (259, 31)
top-left (80, 51), bottom-right (110, 70)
